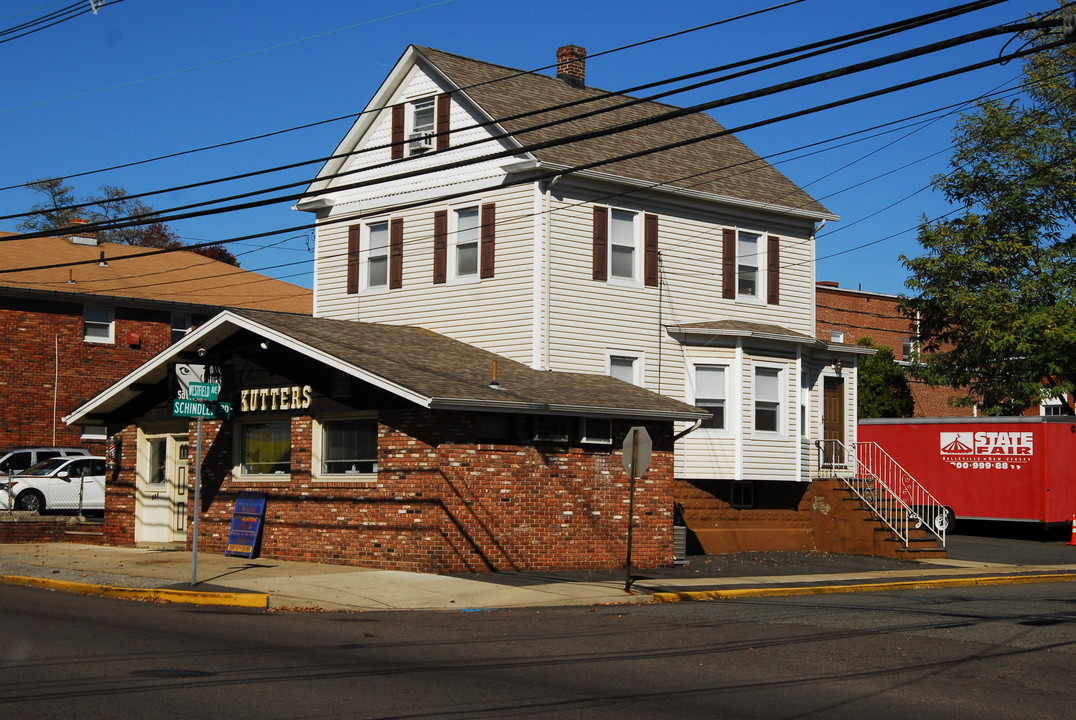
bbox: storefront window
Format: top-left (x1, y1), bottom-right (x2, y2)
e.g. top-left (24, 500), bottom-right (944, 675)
top-left (322, 418), bottom-right (377, 474)
top-left (241, 420), bottom-right (291, 475)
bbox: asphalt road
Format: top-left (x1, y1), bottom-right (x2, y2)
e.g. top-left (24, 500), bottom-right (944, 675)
top-left (1, 576), bottom-right (1072, 719)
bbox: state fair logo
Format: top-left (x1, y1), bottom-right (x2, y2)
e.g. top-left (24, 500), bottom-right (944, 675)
top-left (940, 431), bottom-right (1033, 470)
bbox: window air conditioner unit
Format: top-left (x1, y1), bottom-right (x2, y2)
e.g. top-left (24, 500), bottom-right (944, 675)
top-left (408, 132), bottom-right (433, 154)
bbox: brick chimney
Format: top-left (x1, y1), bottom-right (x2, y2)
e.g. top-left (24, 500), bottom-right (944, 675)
top-left (556, 45), bottom-right (586, 88)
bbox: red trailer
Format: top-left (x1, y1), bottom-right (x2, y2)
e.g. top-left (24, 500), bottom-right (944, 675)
top-left (858, 417), bottom-right (1076, 527)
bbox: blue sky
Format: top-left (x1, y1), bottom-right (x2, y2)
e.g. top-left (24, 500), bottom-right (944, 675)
top-left (0, 0), bottom-right (1054, 295)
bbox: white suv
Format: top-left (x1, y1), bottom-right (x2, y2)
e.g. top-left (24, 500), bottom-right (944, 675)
top-left (0, 447), bottom-right (90, 476)
top-left (0, 456), bottom-right (106, 513)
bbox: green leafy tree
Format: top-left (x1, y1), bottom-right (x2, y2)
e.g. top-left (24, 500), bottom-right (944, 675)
top-left (18, 178), bottom-right (239, 266)
top-left (855, 338), bottom-right (914, 419)
top-left (901, 11), bottom-right (1076, 415)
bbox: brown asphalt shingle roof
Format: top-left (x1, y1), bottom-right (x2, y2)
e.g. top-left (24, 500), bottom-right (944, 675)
top-left (416, 46), bottom-right (832, 218)
top-left (231, 308), bottom-right (706, 419)
top-left (0, 233), bottom-right (312, 314)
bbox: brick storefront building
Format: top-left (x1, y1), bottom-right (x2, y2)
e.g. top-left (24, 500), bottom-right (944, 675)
top-left (0, 230), bottom-right (311, 450)
top-left (68, 309), bottom-right (706, 572)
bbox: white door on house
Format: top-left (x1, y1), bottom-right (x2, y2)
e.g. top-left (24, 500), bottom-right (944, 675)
top-left (135, 434), bottom-right (188, 544)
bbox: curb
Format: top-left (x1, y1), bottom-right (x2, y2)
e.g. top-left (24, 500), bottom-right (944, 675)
top-left (0, 575), bottom-right (270, 608)
top-left (650, 572), bottom-right (1076, 603)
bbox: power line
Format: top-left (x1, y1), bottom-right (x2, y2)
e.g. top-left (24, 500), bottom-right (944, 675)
top-left (4, 28), bottom-right (1066, 280)
top-left (0, 0), bottom-right (809, 191)
top-left (5, 8), bottom-right (1038, 244)
top-left (0, 0), bottom-right (125, 45)
top-left (0, 0), bottom-right (1006, 225)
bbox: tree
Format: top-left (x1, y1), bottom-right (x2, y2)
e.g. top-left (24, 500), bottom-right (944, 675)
top-left (18, 178), bottom-right (239, 266)
top-left (900, 10), bottom-right (1076, 415)
top-left (855, 338), bottom-right (914, 419)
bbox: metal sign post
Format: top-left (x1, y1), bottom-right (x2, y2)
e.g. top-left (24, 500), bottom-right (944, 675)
top-left (621, 426), bottom-right (652, 592)
top-left (192, 417), bottom-right (202, 586)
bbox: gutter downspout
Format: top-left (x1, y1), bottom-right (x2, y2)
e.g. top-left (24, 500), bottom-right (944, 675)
top-left (673, 419), bottom-right (703, 442)
top-left (542, 175), bottom-right (562, 371)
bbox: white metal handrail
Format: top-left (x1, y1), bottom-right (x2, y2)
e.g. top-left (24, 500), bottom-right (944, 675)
top-left (816, 440), bottom-right (947, 548)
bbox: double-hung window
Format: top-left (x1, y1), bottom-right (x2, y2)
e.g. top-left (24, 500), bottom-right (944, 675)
top-left (453, 206), bottom-right (480, 278)
top-left (737, 232), bottom-right (761, 298)
top-left (609, 209), bottom-right (638, 281)
top-left (694, 365), bottom-right (726, 430)
top-left (409, 97), bottom-right (435, 155)
top-left (366, 221), bottom-right (389, 289)
top-left (754, 367), bottom-right (782, 433)
top-left (83, 306), bottom-right (113, 343)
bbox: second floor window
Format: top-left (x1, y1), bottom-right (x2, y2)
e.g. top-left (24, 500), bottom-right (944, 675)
top-left (610, 209), bottom-right (638, 280)
top-left (83, 306), bottom-right (113, 344)
top-left (737, 231), bottom-right (761, 298)
top-left (367, 221), bottom-right (389, 288)
top-left (592, 206), bottom-right (659, 286)
top-left (454, 207), bottom-right (480, 278)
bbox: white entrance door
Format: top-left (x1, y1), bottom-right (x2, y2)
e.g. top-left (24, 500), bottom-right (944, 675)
top-left (135, 434), bottom-right (188, 544)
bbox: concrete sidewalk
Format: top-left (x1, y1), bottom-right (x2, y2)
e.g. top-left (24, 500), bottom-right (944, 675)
top-left (1, 541), bottom-right (1074, 612)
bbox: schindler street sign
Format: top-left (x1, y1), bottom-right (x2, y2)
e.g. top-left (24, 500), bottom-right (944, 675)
top-left (172, 398), bottom-right (232, 419)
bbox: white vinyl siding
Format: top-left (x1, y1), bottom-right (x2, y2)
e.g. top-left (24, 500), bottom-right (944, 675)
top-left (315, 184), bottom-right (536, 363)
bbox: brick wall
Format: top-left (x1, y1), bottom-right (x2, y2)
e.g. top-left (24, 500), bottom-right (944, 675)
top-left (108, 410), bottom-right (676, 574)
top-left (0, 294), bottom-right (177, 448)
top-left (815, 283), bottom-right (975, 418)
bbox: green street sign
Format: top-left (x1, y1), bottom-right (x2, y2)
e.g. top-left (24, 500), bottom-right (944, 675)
top-left (172, 399), bottom-right (232, 419)
top-left (188, 382), bottom-right (221, 401)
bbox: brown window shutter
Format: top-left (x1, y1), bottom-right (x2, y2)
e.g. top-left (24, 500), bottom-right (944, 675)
top-left (433, 210), bottom-right (448, 284)
top-left (644, 214), bottom-right (659, 287)
top-left (592, 206), bottom-right (608, 281)
top-left (721, 228), bottom-right (736, 299)
top-left (436, 93), bottom-right (451, 150)
top-left (389, 218), bottom-right (404, 289)
top-left (346, 224), bottom-right (363, 292)
top-left (767, 235), bottom-right (780, 304)
top-left (480, 203), bottom-right (496, 279)
top-left (391, 104), bottom-right (405, 160)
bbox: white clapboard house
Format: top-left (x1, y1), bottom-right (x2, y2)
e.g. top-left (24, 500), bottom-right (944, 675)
top-left (295, 45), bottom-right (874, 553)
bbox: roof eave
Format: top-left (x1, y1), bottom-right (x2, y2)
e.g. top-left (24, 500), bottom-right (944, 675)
top-left (429, 397), bottom-right (709, 421)
top-left (545, 163), bottom-right (839, 222)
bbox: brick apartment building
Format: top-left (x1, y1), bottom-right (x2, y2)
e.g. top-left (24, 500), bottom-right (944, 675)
top-left (815, 281), bottom-right (1067, 417)
top-left (0, 229), bottom-right (311, 453)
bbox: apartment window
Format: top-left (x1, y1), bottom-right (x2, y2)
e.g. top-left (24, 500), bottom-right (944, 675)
top-left (453, 206), bottom-right (480, 278)
top-left (320, 418), bottom-right (377, 475)
top-left (83, 306), bottom-right (114, 343)
top-left (737, 232), bottom-right (761, 298)
top-left (610, 209), bottom-right (638, 280)
top-left (533, 416), bottom-right (571, 443)
top-left (367, 221), bottom-right (389, 288)
top-left (830, 331), bottom-right (846, 343)
top-left (902, 337), bottom-right (917, 363)
top-left (754, 367), bottom-right (782, 433)
top-left (609, 354), bottom-right (640, 385)
top-left (592, 207), bottom-right (659, 286)
top-left (240, 420), bottom-right (291, 476)
top-left (694, 365), bottom-right (726, 430)
top-left (723, 229), bottom-right (779, 304)
top-left (408, 97), bottom-right (435, 155)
